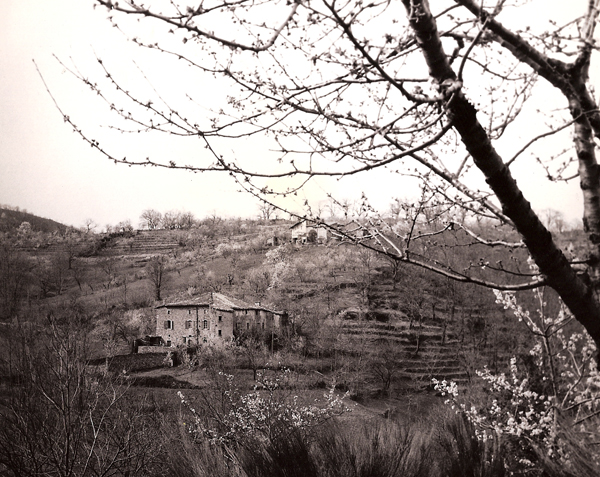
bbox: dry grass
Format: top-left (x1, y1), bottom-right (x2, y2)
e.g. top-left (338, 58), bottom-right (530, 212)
top-left (159, 407), bottom-right (509, 477)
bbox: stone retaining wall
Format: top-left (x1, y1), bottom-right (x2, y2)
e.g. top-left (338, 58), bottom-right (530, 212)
top-left (137, 346), bottom-right (171, 354)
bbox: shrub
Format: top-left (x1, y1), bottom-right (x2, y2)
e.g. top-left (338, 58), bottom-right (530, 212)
top-left (434, 289), bottom-right (600, 475)
top-left (164, 400), bottom-right (511, 477)
top-left (178, 369), bottom-right (352, 448)
top-left (0, 308), bottom-right (167, 476)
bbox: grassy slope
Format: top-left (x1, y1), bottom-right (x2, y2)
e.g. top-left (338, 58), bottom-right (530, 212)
top-left (15, 224), bottom-right (563, 417)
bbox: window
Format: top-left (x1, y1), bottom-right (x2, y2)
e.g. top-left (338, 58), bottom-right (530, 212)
top-left (188, 309), bottom-right (192, 315)
top-left (255, 310), bottom-right (259, 316)
top-left (246, 322), bottom-right (250, 330)
top-left (245, 310), bottom-right (248, 315)
top-left (183, 337), bottom-right (187, 344)
top-left (202, 337), bottom-right (207, 343)
top-left (166, 340), bottom-right (172, 346)
top-left (203, 320), bottom-right (208, 330)
top-left (262, 323), bottom-right (265, 330)
top-left (185, 320), bottom-right (192, 329)
top-left (167, 310), bottom-right (171, 315)
top-left (218, 315), bottom-right (222, 323)
top-left (164, 320), bottom-right (173, 330)
top-left (218, 330), bottom-right (222, 337)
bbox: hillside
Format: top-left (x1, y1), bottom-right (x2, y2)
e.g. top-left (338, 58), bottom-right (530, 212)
top-left (3, 220), bottom-right (598, 477)
top-left (0, 206), bottom-right (69, 234)
top-left (0, 223), bottom-right (570, 397)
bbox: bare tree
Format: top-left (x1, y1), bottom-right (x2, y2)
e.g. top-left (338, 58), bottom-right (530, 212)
top-left (234, 331), bottom-right (269, 381)
top-left (100, 257), bottom-right (118, 290)
top-left (540, 208), bottom-right (567, 234)
top-left (369, 338), bottom-right (402, 396)
top-left (0, 238), bottom-right (31, 320)
top-left (50, 0), bottom-right (600, 354)
top-left (62, 229), bottom-right (82, 270)
top-left (207, 210), bottom-right (222, 226)
top-left (82, 217), bottom-right (97, 234)
top-left (140, 208), bottom-right (163, 230)
top-left (116, 219), bottom-right (134, 234)
top-left (147, 255), bottom-right (168, 301)
top-left (0, 308), bottom-right (166, 476)
top-left (161, 210), bottom-right (181, 230)
top-left (178, 211), bottom-right (196, 229)
top-left (258, 201), bottom-right (276, 221)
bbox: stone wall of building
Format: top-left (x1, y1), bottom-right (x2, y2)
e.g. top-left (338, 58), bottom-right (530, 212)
top-left (154, 293), bottom-right (286, 347)
top-left (198, 308), bottom-right (234, 344)
top-left (156, 306), bottom-right (199, 346)
top-left (156, 305), bottom-right (236, 346)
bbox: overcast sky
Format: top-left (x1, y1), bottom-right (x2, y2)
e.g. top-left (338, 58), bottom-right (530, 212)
top-left (0, 1), bottom-right (591, 230)
top-left (1, 1), bottom-right (278, 229)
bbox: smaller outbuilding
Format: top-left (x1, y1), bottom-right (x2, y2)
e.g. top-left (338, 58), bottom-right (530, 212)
top-left (290, 219), bottom-right (328, 244)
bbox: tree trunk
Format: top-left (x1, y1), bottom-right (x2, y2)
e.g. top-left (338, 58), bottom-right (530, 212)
top-left (402, 0), bottom-right (600, 356)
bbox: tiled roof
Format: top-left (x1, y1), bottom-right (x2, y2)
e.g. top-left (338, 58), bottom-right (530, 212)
top-left (290, 218), bottom-right (331, 229)
top-left (157, 292), bottom-right (282, 314)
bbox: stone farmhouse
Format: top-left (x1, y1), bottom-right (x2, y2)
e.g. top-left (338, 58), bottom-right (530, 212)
top-left (290, 219), bottom-right (328, 244)
top-left (155, 292), bottom-right (287, 346)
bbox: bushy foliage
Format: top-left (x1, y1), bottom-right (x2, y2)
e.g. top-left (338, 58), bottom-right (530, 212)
top-left (164, 403), bottom-right (508, 477)
top-left (178, 369), bottom-right (352, 448)
top-left (434, 289), bottom-right (600, 475)
top-left (0, 305), bottom-right (167, 476)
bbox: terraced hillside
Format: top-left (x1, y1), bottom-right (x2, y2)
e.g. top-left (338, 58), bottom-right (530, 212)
top-left (103, 230), bottom-right (183, 255)
top-left (339, 319), bottom-right (469, 383)
top-left (7, 221), bottom-right (517, 395)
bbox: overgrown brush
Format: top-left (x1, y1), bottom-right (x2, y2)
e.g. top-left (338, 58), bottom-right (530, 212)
top-left (434, 289), bottom-right (600, 476)
top-left (168, 386), bottom-right (510, 477)
top-left (434, 408), bottom-right (505, 477)
top-left (0, 305), bottom-right (169, 476)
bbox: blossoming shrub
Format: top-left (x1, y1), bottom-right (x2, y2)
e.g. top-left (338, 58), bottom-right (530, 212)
top-left (436, 358), bottom-right (554, 441)
top-left (434, 289), bottom-right (600, 474)
top-left (165, 401), bottom-right (505, 477)
top-left (434, 360), bottom-right (554, 471)
top-left (178, 369), bottom-right (352, 448)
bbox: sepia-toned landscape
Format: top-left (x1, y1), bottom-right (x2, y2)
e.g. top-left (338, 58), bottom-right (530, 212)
top-left (1, 204), bottom-right (598, 476)
top-left (3, 0), bottom-right (600, 475)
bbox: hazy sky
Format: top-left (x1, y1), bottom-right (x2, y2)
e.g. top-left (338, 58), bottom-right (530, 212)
top-left (0, 1), bottom-right (591, 229)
